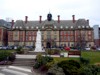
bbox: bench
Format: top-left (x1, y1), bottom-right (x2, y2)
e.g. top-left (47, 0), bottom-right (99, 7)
top-left (68, 50), bottom-right (81, 57)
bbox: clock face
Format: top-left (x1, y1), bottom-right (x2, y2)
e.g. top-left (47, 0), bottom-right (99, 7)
top-left (48, 14), bottom-right (51, 17)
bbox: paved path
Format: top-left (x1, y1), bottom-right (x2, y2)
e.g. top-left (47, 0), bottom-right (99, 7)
top-left (0, 66), bottom-right (34, 75)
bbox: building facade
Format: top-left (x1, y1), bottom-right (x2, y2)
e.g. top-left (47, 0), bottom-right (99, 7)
top-left (0, 19), bottom-right (11, 46)
top-left (8, 13), bottom-right (94, 48)
top-left (93, 25), bottom-right (100, 47)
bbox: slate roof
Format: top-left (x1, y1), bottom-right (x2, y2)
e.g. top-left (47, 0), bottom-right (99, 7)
top-left (0, 19), bottom-right (11, 28)
top-left (12, 18), bottom-right (91, 30)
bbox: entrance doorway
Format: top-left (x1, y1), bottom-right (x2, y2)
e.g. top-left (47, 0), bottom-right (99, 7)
top-left (46, 42), bottom-right (51, 48)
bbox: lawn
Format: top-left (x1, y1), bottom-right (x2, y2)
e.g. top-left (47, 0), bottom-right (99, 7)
top-left (0, 50), bottom-right (16, 53)
top-left (54, 51), bottom-right (100, 64)
top-left (81, 51), bottom-right (100, 64)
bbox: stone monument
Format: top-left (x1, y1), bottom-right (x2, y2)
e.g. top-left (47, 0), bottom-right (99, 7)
top-left (34, 30), bottom-right (45, 52)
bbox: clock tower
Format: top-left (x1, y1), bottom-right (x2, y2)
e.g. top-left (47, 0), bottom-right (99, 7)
top-left (47, 13), bottom-right (52, 21)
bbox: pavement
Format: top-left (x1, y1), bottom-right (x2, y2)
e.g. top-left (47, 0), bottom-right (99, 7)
top-left (0, 66), bottom-right (33, 75)
top-left (0, 54), bottom-right (80, 75)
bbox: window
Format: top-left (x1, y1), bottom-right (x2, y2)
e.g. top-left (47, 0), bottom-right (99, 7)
top-left (88, 31), bottom-right (91, 35)
top-left (29, 36), bottom-right (31, 41)
top-left (16, 26), bottom-right (18, 29)
top-left (54, 26), bottom-right (57, 29)
top-left (47, 31), bottom-right (51, 34)
top-left (13, 26), bottom-right (15, 29)
top-left (54, 35), bottom-right (57, 40)
top-left (32, 26), bottom-right (34, 29)
top-left (20, 26), bottom-right (22, 29)
top-left (20, 36), bottom-right (23, 41)
top-left (26, 36), bottom-right (28, 41)
top-left (86, 26), bottom-right (89, 28)
top-left (41, 31), bottom-right (44, 34)
top-left (64, 36), bottom-right (66, 41)
top-left (36, 26), bottom-right (38, 29)
top-left (54, 31), bottom-right (56, 34)
top-left (47, 35), bottom-right (51, 39)
top-left (82, 26), bottom-right (85, 28)
top-left (26, 31), bottom-right (29, 35)
top-left (26, 26), bottom-right (29, 29)
top-left (68, 31), bottom-right (70, 35)
top-left (64, 31), bottom-right (66, 35)
top-left (78, 26), bottom-right (81, 28)
top-left (42, 35), bottom-right (44, 40)
top-left (70, 36), bottom-right (74, 41)
top-left (60, 31), bottom-right (63, 35)
top-left (13, 31), bottom-right (19, 40)
top-left (88, 36), bottom-right (92, 41)
top-left (71, 26), bottom-right (73, 28)
top-left (60, 36), bottom-right (63, 41)
top-left (42, 26), bottom-right (44, 29)
top-left (67, 36), bottom-right (70, 41)
top-left (20, 31), bottom-right (23, 35)
top-left (60, 26), bottom-right (63, 29)
top-left (66, 26), bottom-right (68, 28)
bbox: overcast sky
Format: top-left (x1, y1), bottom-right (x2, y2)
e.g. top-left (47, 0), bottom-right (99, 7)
top-left (0, 0), bottom-right (100, 27)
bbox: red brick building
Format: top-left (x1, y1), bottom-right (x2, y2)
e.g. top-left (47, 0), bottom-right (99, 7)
top-left (0, 19), bottom-right (11, 46)
top-left (8, 13), bottom-right (94, 48)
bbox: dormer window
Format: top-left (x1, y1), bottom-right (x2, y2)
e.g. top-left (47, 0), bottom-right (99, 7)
top-left (16, 26), bottom-right (18, 29)
top-left (82, 26), bottom-right (85, 28)
top-left (78, 26), bottom-right (81, 28)
top-left (60, 26), bottom-right (63, 29)
top-left (71, 26), bottom-right (73, 28)
top-left (42, 26), bottom-right (44, 29)
top-left (32, 26), bottom-right (34, 29)
top-left (86, 26), bottom-right (89, 28)
top-left (66, 26), bottom-right (68, 28)
top-left (20, 26), bottom-right (22, 29)
top-left (54, 26), bottom-right (57, 29)
top-left (36, 26), bottom-right (38, 29)
top-left (26, 26), bottom-right (29, 29)
top-left (13, 26), bottom-right (15, 29)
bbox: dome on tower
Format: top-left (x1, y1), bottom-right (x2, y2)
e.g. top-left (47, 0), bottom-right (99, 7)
top-left (47, 13), bottom-right (52, 21)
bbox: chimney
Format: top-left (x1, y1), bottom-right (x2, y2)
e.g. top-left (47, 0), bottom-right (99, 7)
top-left (25, 16), bottom-right (28, 23)
top-left (39, 16), bottom-right (42, 23)
top-left (72, 15), bottom-right (75, 23)
top-left (87, 19), bottom-right (89, 25)
top-left (58, 15), bottom-right (60, 23)
top-left (11, 20), bottom-right (14, 28)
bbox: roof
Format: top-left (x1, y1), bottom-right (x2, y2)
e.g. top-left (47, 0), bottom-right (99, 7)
top-left (11, 18), bottom-right (91, 30)
top-left (0, 19), bottom-right (11, 28)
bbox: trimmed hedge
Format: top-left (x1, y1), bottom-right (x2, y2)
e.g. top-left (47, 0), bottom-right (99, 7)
top-left (0, 50), bottom-right (16, 65)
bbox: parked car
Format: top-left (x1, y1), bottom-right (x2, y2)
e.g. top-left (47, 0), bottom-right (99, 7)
top-left (85, 47), bottom-right (90, 50)
top-left (64, 47), bottom-right (70, 51)
top-left (97, 47), bottom-right (100, 50)
top-left (0, 46), bottom-right (2, 49)
top-left (2, 46), bottom-right (8, 50)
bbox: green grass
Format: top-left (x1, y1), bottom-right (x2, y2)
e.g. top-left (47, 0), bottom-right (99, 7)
top-left (0, 50), bottom-right (16, 53)
top-left (81, 51), bottom-right (100, 64)
top-left (53, 51), bottom-right (100, 64)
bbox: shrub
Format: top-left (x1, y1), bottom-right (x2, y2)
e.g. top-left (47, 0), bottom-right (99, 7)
top-left (33, 54), bottom-right (53, 69)
top-left (80, 57), bottom-right (90, 65)
top-left (16, 47), bottom-right (23, 54)
top-left (0, 51), bottom-right (15, 65)
top-left (8, 53), bottom-right (16, 62)
top-left (0, 51), bottom-right (11, 61)
top-left (47, 64), bottom-right (65, 75)
top-left (58, 60), bottom-right (81, 75)
top-left (78, 65), bottom-right (98, 75)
